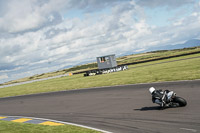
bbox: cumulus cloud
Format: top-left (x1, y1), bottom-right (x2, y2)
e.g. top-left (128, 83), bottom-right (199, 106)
top-left (0, 0), bottom-right (64, 33)
top-left (0, 0), bottom-right (129, 34)
top-left (0, 74), bottom-right (8, 80)
top-left (136, 0), bottom-right (195, 8)
top-left (0, 0), bottom-right (200, 84)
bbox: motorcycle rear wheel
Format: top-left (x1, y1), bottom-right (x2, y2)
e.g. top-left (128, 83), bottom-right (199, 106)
top-left (173, 97), bottom-right (187, 107)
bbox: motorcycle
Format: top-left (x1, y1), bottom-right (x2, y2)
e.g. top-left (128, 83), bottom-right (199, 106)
top-left (149, 87), bottom-right (187, 108)
top-left (165, 91), bottom-right (187, 108)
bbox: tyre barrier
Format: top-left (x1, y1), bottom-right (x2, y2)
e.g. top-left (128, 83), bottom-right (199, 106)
top-left (84, 65), bottom-right (128, 77)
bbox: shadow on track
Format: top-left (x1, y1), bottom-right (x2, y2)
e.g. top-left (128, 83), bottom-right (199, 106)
top-left (135, 105), bottom-right (181, 111)
top-left (134, 106), bottom-right (162, 111)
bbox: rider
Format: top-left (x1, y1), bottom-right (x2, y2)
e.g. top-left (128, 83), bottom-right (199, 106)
top-left (149, 87), bottom-right (173, 107)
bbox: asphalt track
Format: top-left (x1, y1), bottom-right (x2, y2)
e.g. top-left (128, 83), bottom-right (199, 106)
top-left (0, 80), bottom-right (200, 133)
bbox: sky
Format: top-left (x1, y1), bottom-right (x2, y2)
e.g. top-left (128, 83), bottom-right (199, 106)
top-left (0, 0), bottom-right (200, 84)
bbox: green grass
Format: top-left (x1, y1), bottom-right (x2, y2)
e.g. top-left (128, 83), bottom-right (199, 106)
top-left (0, 120), bottom-right (100, 133)
top-left (1, 53), bottom-right (200, 98)
top-left (117, 46), bottom-right (200, 65)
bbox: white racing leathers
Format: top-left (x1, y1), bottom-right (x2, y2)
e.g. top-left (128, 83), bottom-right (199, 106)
top-left (152, 90), bottom-right (174, 107)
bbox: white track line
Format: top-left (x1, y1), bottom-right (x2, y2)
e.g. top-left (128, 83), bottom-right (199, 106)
top-left (180, 128), bottom-right (197, 132)
top-left (1, 115), bottom-right (112, 133)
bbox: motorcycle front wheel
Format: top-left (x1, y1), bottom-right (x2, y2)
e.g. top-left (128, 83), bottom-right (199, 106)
top-left (173, 97), bottom-right (187, 107)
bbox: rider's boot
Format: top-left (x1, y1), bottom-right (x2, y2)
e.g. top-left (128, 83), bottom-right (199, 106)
top-left (161, 92), bottom-right (167, 107)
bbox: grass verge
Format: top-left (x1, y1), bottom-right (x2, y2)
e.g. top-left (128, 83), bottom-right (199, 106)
top-left (0, 120), bottom-right (100, 133)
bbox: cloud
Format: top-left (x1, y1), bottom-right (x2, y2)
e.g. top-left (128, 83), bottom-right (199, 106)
top-left (0, 74), bottom-right (8, 80)
top-left (0, 0), bottom-right (64, 33)
top-left (136, 0), bottom-right (195, 8)
top-left (0, 0), bottom-right (129, 34)
top-left (0, 0), bottom-right (200, 84)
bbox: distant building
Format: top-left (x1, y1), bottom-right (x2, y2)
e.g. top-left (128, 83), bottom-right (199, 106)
top-left (96, 54), bottom-right (117, 69)
top-left (84, 54), bottom-right (127, 77)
